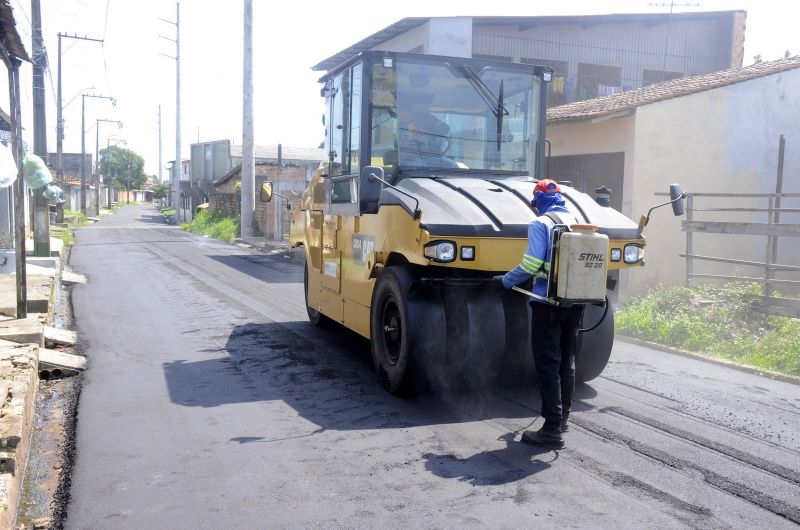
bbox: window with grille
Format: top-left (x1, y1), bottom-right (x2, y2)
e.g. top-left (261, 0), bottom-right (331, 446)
top-left (522, 58), bottom-right (568, 106)
top-left (577, 63), bottom-right (622, 100)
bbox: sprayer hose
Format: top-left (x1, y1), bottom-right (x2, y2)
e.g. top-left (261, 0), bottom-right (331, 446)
top-left (579, 296), bottom-right (609, 333)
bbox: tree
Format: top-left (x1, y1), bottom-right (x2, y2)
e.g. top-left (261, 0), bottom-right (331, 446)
top-left (152, 181), bottom-right (169, 200)
top-left (99, 145), bottom-right (147, 203)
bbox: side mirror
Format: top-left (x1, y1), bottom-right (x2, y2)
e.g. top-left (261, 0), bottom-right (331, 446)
top-left (260, 181), bottom-right (273, 203)
top-left (359, 165), bottom-right (384, 214)
top-left (670, 183), bottom-right (685, 216)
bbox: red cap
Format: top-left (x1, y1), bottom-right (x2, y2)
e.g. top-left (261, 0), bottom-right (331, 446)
top-left (534, 179), bottom-right (561, 195)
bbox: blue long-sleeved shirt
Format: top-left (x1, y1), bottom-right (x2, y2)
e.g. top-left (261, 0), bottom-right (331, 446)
top-left (502, 204), bottom-right (574, 300)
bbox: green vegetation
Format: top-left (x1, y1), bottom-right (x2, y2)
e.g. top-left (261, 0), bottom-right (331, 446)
top-left (56, 209), bottom-right (90, 247)
top-left (63, 209), bottom-right (88, 226)
top-left (181, 209), bottom-right (240, 243)
top-left (617, 283), bottom-right (800, 375)
top-left (161, 208), bottom-right (176, 216)
top-left (99, 145), bottom-right (147, 199)
top-left (59, 229), bottom-right (74, 246)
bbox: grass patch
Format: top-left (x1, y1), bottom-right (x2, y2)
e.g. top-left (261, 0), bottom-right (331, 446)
top-left (617, 283), bottom-right (800, 375)
top-left (63, 209), bottom-right (88, 226)
top-left (181, 209), bottom-right (240, 243)
top-left (161, 208), bottom-right (176, 216)
top-left (59, 228), bottom-right (74, 246)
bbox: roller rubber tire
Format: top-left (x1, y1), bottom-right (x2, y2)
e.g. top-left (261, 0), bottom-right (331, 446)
top-left (304, 258), bottom-right (330, 327)
top-left (370, 268), bottom-right (414, 394)
top-left (575, 297), bottom-right (615, 383)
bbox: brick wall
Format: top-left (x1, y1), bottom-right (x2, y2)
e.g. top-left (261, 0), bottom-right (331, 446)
top-left (211, 163), bottom-right (311, 239)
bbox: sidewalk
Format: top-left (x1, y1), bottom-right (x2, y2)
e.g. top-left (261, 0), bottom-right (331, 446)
top-left (233, 237), bottom-right (304, 262)
top-left (0, 234), bottom-right (83, 528)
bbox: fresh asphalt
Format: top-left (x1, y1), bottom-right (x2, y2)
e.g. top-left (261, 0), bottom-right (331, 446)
top-left (65, 205), bottom-right (800, 528)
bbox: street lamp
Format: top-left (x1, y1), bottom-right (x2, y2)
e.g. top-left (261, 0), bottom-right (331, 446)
top-left (81, 93), bottom-right (115, 214)
top-left (96, 118), bottom-right (122, 210)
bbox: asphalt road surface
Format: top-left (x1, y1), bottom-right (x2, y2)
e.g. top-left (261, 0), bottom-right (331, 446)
top-left (66, 205), bottom-right (800, 529)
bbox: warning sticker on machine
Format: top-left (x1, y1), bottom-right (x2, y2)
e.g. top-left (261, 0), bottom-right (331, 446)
top-left (352, 235), bottom-right (376, 266)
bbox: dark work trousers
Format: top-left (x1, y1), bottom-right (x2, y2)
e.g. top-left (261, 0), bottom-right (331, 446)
top-left (531, 302), bottom-right (584, 431)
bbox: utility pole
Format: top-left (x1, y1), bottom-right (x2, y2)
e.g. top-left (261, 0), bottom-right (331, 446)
top-left (8, 55), bottom-right (26, 317)
top-left (56, 32), bottom-right (103, 216)
top-left (31, 0), bottom-right (50, 256)
top-left (158, 105), bottom-right (163, 184)
top-left (160, 3), bottom-right (181, 223)
top-left (96, 118), bottom-right (122, 210)
top-left (241, 0), bottom-right (255, 237)
top-left (81, 94), bottom-right (115, 215)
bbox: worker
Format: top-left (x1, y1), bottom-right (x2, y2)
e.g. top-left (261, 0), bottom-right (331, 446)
top-left (498, 179), bottom-right (582, 450)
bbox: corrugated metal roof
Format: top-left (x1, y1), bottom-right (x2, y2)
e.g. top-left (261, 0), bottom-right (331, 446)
top-left (312, 12), bottom-right (743, 72)
top-left (0, 0), bottom-right (29, 62)
top-left (229, 145), bottom-right (327, 163)
top-left (312, 17), bottom-right (429, 71)
top-left (547, 56), bottom-right (800, 124)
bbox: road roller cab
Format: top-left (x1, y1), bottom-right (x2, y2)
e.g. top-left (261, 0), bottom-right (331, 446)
top-left (270, 51), bottom-right (679, 393)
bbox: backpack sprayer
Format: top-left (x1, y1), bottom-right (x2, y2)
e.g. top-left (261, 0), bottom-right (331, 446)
top-left (511, 217), bottom-right (610, 331)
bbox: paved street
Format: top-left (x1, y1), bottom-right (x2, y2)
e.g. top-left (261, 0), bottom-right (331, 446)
top-left (66, 205), bottom-right (800, 529)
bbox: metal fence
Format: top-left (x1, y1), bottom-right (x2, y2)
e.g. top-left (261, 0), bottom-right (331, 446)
top-left (681, 191), bottom-right (800, 318)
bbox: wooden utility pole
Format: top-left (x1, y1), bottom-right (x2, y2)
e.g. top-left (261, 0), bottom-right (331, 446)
top-left (241, 0), bottom-right (255, 237)
top-left (9, 57), bottom-right (26, 317)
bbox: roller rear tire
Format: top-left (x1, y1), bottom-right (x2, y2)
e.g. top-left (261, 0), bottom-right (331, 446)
top-left (370, 268), bottom-right (414, 394)
top-left (575, 298), bottom-right (615, 383)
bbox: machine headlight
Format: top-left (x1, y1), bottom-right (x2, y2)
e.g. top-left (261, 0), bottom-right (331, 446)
top-left (610, 248), bottom-right (622, 262)
top-left (623, 244), bottom-right (644, 264)
top-left (424, 241), bottom-right (456, 263)
top-left (461, 246), bottom-right (475, 261)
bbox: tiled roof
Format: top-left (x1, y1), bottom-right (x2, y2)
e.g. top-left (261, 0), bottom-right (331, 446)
top-left (548, 56), bottom-right (800, 124)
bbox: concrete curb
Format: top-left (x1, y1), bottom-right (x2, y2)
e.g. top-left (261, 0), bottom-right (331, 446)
top-left (618, 336), bottom-right (800, 386)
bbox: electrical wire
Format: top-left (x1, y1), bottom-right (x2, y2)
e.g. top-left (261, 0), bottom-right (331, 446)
top-left (103, 0), bottom-right (111, 39)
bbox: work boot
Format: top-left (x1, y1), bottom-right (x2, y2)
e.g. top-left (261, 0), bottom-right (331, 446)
top-left (561, 412), bottom-right (570, 433)
top-left (522, 427), bottom-right (564, 449)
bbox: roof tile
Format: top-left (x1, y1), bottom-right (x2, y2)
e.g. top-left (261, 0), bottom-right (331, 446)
top-left (548, 56), bottom-right (800, 123)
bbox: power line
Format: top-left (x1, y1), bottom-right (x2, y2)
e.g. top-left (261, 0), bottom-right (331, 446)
top-left (103, 0), bottom-right (111, 39)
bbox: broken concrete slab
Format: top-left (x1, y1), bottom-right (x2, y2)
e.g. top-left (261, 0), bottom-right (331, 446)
top-left (43, 326), bottom-right (76, 347)
top-left (39, 348), bottom-right (86, 375)
top-left (0, 274), bottom-right (53, 317)
top-left (61, 270), bottom-right (87, 285)
top-left (0, 342), bottom-right (38, 530)
top-left (0, 319), bottom-right (43, 346)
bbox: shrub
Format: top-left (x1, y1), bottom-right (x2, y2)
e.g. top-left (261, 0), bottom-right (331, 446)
top-left (181, 209), bottom-right (240, 243)
top-left (617, 283), bottom-right (800, 375)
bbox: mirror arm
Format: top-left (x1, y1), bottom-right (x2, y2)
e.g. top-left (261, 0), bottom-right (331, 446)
top-left (273, 191), bottom-right (292, 210)
top-left (368, 172), bottom-right (420, 220)
top-left (642, 192), bottom-right (687, 228)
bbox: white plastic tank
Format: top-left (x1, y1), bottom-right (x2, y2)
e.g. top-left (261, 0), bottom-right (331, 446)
top-left (556, 225), bottom-right (608, 302)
